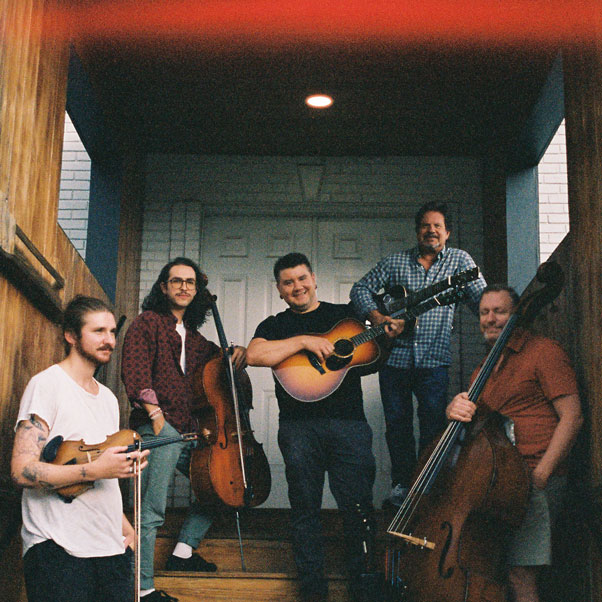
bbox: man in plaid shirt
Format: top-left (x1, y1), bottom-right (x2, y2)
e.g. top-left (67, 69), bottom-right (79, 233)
top-left (350, 202), bottom-right (486, 507)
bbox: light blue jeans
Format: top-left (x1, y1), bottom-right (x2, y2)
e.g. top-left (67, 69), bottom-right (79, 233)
top-left (137, 421), bottom-right (213, 589)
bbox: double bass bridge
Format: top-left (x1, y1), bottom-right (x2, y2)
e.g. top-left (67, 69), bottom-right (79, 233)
top-left (387, 530), bottom-right (436, 550)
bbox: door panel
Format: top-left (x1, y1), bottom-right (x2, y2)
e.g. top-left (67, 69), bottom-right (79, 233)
top-left (199, 218), bottom-right (313, 507)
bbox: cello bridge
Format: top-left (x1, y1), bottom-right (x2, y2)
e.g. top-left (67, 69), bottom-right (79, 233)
top-left (387, 530), bottom-right (436, 550)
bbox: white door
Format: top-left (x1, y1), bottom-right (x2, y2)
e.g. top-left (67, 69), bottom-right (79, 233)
top-left (199, 215), bottom-right (415, 508)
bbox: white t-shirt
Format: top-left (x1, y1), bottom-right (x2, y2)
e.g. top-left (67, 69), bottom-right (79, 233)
top-left (16, 364), bottom-right (125, 557)
top-left (175, 321), bottom-right (186, 372)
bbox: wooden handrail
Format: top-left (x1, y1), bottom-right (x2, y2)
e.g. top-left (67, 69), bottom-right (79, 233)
top-left (15, 224), bottom-right (65, 289)
top-left (0, 204), bottom-right (64, 323)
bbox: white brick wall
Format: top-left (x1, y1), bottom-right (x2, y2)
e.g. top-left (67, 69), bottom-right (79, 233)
top-left (58, 113), bottom-right (91, 258)
top-left (538, 120), bottom-right (569, 262)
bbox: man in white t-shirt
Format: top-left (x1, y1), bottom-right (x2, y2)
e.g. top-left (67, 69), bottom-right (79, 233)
top-left (11, 295), bottom-right (149, 602)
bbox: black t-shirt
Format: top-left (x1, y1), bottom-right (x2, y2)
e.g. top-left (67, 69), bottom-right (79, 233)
top-left (253, 302), bottom-right (366, 421)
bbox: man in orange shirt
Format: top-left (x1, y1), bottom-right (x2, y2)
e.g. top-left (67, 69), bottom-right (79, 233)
top-left (446, 284), bottom-right (582, 602)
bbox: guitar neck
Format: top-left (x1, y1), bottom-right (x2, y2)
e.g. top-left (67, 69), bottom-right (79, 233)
top-left (351, 294), bottom-right (449, 347)
top-left (404, 276), bottom-right (453, 307)
top-left (385, 267), bottom-right (477, 314)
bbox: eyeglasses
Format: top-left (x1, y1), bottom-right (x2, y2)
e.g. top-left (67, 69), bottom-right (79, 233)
top-left (167, 277), bottom-right (197, 289)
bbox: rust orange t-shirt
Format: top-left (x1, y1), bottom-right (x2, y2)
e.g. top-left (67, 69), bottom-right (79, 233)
top-left (471, 328), bottom-right (578, 471)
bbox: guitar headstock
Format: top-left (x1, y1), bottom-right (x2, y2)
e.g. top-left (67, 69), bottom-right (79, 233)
top-left (434, 287), bottom-right (467, 307)
top-left (450, 266), bottom-right (480, 287)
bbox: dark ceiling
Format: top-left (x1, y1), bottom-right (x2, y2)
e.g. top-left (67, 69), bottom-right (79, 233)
top-left (78, 39), bottom-right (559, 158)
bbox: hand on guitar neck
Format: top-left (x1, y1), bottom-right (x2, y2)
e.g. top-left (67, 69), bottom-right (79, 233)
top-left (367, 309), bottom-right (405, 339)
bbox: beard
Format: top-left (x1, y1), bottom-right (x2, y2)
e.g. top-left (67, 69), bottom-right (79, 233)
top-left (74, 339), bottom-right (113, 366)
top-left (419, 239), bottom-right (441, 253)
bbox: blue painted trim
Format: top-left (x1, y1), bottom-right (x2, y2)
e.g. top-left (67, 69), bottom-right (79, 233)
top-left (506, 52), bottom-right (564, 290)
top-left (510, 53), bottom-right (565, 170)
top-left (66, 47), bottom-right (119, 161)
top-left (506, 168), bottom-right (539, 294)
top-left (86, 159), bottom-right (122, 302)
top-left (66, 47), bottom-right (122, 301)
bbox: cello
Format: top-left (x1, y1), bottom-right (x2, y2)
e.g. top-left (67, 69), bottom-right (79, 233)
top-left (384, 261), bottom-right (564, 602)
top-left (190, 290), bottom-right (271, 508)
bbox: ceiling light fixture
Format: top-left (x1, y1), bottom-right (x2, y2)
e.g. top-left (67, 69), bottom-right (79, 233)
top-left (305, 94), bottom-right (333, 109)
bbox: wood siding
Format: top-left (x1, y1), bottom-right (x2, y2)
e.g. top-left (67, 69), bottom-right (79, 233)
top-left (563, 44), bottom-right (602, 602)
top-left (0, 2), bottom-right (114, 600)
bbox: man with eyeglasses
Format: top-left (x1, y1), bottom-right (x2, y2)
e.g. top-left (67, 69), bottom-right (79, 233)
top-left (122, 257), bottom-right (246, 602)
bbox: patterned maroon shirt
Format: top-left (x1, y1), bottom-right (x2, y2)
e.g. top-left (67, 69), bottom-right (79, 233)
top-left (121, 310), bottom-right (220, 433)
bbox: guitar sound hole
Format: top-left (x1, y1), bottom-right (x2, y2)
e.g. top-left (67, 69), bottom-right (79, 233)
top-left (333, 339), bottom-right (353, 357)
top-left (326, 354), bottom-right (351, 371)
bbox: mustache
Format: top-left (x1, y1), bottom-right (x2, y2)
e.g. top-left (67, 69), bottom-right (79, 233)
top-left (97, 345), bottom-right (114, 351)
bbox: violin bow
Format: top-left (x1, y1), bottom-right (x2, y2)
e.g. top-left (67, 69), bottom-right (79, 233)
top-left (133, 437), bottom-right (142, 602)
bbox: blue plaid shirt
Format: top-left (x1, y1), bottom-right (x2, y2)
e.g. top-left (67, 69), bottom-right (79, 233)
top-left (350, 246), bottom-right (486, 368)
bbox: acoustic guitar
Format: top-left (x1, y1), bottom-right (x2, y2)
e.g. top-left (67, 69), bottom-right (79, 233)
top-left (273, 288), bottom-right (465, 402)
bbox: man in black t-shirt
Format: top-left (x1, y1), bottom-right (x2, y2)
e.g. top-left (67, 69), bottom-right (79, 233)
top-left (247, 253), bottom-right (402, 602)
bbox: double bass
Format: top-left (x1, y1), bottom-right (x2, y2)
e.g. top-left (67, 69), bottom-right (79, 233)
top-left (190, 290), bottom-right (271, 508)
top-left (384, 261), bottom-right (564, 602)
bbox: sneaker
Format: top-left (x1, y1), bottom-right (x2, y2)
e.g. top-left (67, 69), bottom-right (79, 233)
top-left (385, 484), bottom-right (409, 508)
top-left (140, 591), bottom-right (178, 602)
top-left (166, 553), bottom-right (218, 572)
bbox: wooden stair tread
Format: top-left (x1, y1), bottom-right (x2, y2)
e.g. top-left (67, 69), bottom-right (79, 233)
top-left (154, 574), bottom-right (351, 601)
top-left (154, 536), bottom-right (352, 572)
top-left (153, 507), bottom-right (394, 539)
top-left (156, 570), bottom-right (347, 580)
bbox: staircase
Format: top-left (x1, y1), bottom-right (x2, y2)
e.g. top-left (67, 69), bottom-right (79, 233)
top-left (151, 508), bottom-right (388, 601)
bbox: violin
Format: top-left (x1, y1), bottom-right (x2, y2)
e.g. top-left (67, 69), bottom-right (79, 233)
top-left (41, 428), bottom-right (198, 502)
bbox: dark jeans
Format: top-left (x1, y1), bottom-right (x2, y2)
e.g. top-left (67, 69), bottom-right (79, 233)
top-left (379, 365), bottom-right (449, 488)
top-left (23, 539), bottom-right (133, 602)
top-left (278, 419), bottom-right (376, 598)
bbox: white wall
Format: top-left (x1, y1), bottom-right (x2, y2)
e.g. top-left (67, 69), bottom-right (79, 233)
top-left (58, 113), bottom-right (91, 258)
top-left (538, 120), bottom-right (569, 262)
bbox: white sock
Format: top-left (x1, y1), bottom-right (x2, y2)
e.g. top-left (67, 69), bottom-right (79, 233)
top-left (140, 589), bottom-right (154, 597)
top-left (172, 542), bottom-right (193, 559)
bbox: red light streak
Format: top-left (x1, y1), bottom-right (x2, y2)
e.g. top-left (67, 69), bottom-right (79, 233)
top-left (21, 1), bottom-right (602, 47)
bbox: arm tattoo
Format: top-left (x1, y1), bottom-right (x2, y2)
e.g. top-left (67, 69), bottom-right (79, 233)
top-left (13, 415), bottom-right (54, 489)
top-left (29, 414), bottom-right (44, 430)
top-left (29, 414), bottom-right (48, 448)
top-left (21, 464), bottom-right (57, 490)
top-left (16, 415), bottom-right (48, 450)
